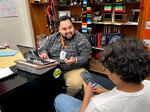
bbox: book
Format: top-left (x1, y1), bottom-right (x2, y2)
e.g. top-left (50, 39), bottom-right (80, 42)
top-left (97, 33), bottom-right (101, 48)
top-left (0, 50), bottom-right (18, 57)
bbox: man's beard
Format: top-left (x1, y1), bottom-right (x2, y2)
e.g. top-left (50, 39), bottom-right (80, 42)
top-left (62, 33), bottom-right (75, 40)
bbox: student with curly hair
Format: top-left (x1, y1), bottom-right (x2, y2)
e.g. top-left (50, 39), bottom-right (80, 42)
top-left (54, 38), bottom-right (150, 112)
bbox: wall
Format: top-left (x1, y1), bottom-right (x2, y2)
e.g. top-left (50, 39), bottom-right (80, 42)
top-left (0, 0), bottom-right (35, 50)
top-left (137, 0), bottom-right (150, 40)
top-left (136, 0), bottom-right (150, 51)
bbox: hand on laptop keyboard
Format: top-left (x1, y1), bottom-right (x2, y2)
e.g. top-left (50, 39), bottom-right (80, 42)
top-left (39, 52), bottom-right (48, 60)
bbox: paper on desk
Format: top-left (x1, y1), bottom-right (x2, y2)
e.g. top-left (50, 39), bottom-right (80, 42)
top-left (0, 67), bottom-right (14, 79)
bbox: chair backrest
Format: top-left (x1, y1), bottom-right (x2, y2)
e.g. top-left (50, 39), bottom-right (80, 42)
top-left (0, 104), bottom-right (3, 112)
top-left (82, 33), bottom-right (92, 44)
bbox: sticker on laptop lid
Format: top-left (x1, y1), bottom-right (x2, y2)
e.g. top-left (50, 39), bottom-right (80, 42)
top-left (53, 68), bottom-right (61, 78)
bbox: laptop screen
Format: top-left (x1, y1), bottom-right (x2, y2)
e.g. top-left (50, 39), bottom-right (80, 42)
top-left (17, 45), bottom-right (34, 59)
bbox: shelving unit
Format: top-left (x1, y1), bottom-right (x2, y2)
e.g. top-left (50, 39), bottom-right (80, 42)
top-left (28, 0), bottom-right (144, 75)
top-left (92, 46), bottom-right (104, 50)
top-left (89, 0), bottom-right (141, 75)
top-left (92, 21), bottom-right (138, 25)
top-left (28, 0), bottom-right (50, 48)
top-left (92, 1), bottom-right (140, 36)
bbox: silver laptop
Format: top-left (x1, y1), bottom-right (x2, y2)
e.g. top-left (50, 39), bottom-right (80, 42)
top-left (17, 45), bottom-right (34, 57)
top-left (17, 45), bottom-right (56, 65)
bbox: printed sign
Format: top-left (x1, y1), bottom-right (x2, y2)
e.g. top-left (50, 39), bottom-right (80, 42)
top-left (145, 21), bottom-right (150, 30)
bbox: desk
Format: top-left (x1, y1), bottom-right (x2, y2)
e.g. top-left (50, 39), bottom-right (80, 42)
top-left (0, 49), bottom-right (23, 68)
top-left (0, 66), bottom-right (63, 112)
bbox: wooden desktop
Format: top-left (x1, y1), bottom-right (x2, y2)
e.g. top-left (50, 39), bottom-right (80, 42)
top-left (0, 48), bottom-right (24, 68)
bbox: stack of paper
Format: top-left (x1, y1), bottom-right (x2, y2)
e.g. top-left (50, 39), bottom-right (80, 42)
top-left (0, 67), bottom-right (14, 79)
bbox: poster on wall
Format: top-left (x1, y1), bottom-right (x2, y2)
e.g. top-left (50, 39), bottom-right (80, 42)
top-left (0, 0), bottom-right (18, 18)
top-left (145, 21), bottom-right (150, 30)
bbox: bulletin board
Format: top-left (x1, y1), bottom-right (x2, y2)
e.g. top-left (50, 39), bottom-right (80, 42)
top-left (0, 0), bottom-right (18, 18)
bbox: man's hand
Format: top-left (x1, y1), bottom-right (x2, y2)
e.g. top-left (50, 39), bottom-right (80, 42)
top-left (80, 81), bottom-right (92, 112)
top-left (64, 56), bottom-right (76, 64)
top-left (39, 52), bottom-right (48, 59)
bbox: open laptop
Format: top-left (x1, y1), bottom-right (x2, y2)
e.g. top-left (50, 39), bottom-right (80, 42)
top-left (17, 44), bottom-right (34, 57)
top-left (17, 45), bottom-right (56, 65)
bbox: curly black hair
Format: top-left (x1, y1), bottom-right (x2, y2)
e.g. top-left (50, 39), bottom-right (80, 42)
top-left (101, 38), bottom-right (150, 84)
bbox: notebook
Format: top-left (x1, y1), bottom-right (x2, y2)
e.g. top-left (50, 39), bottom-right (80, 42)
top-left (0, 50), bottom-right (18, 57)
top-left (17, 45), bottom-right (56, 65)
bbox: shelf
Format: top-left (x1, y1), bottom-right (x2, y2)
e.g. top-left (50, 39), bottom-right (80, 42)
top-left (93, 1), bottom-right (140, 6)
top-left (93, 21), bottom-right (121, 25)
top-left (92, 21), bottom-right (138, 26)
top-left (122, 22), bottom-right (138, 26)
top-left (72, 21), bottom-right (82, 24)
top-left (93, 2), bottom-right (123, 6)
top-left (55, 5), bottom-right (81, 7)
top-left (92, 47), bottom-right (104, 50)
top-left (30, 2), bottom-right (48, 5)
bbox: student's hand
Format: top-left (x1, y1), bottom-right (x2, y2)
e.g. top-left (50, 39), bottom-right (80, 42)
top-left (83, 81), bottom-right (93, 97)
top-left (93, 86), bottom-right (109, 94)
top-left (64, 57), bottom-right (76, 64)
top-left (39, 52), bottom-right (48, 59)
top-left (80, 81), bottom-right (93, 112)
